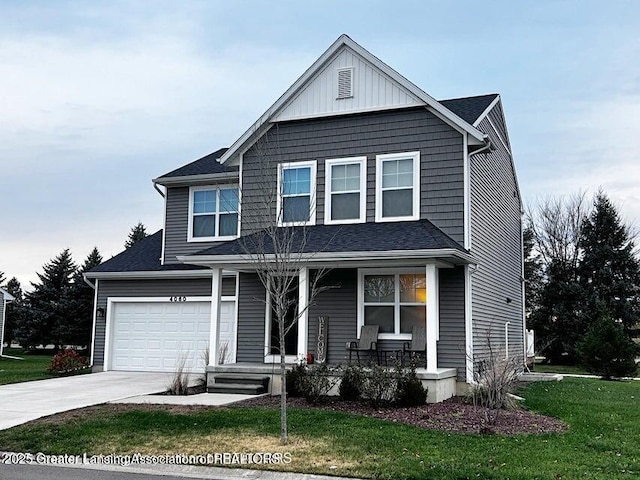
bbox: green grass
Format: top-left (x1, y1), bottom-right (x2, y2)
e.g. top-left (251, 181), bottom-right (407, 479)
top-left (0, 348), bottom-right (56, 385)
top-left (0, 378), bottom-right (638, 479)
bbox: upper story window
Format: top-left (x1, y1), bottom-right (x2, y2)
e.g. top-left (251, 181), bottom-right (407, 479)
top-left (188, 186), bottom-right (239, 242)
top-left (375, 151), bottom-right (420, 222)
top-left (324, 156), bottom-right (367, 225)
top-left (277, 161), bottom-right (317, 226)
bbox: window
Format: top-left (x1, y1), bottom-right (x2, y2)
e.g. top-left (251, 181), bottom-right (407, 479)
top-left (188, 186), bottom-right (239, 241)
top-left (360, 271), bottom-right (426, 337)
top-left (324, 156), bottom-right (366, 224)
top-left (375, 151), bottom-right (420, 222)
top-left (277, 161), bottom-right (317, 226)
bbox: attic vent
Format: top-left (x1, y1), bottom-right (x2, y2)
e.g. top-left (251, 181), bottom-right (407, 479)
top-left (336, 67), bottom-right (353, 99)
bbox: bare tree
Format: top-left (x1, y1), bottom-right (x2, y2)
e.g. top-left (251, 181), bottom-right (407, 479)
top-left (237, 127), bottom-right (336, 444)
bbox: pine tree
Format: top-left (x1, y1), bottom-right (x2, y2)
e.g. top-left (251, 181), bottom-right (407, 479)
top-left (3, 277), bottom-right (23, 347)
top-left (523, 224), bottom-right (543, 319)
top-left (578, 192), bottom-right (640, 335)
top-left (125, 222), bottom-right (148, 249)
top-left (16, 249), bottom-right (77, 350)
top-left (0, 271), bottom-right (5, 286)
top-left (66, 248), bottom-right (103, 349)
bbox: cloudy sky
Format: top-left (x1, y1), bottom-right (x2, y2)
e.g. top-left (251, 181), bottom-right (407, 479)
top-left (0, 0), bottom-right (639, 288)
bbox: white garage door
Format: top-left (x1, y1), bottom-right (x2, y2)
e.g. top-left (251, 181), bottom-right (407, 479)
top-left (110, 301), bottom-right (213, 373)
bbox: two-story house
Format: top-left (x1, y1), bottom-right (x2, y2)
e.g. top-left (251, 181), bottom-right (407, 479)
top-left (85, 35), bottom-right (524, 402)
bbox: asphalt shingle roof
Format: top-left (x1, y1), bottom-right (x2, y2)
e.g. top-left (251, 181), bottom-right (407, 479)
top-left (157, 147), bottom-right (237, 179)
top-left (88, 231), bottom-right (207, 273)
top-left (439, 94), bottom-right (498, 125)
top-left (193, 219), bottom-right (465, 257)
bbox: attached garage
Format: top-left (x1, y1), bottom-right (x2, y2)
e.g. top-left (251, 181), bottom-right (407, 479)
top-left (106, 298), bottom-right (237, 372)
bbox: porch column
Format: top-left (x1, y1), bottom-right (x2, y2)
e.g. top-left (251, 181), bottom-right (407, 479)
top-left (425, 264), bottom-right (439, 373)
top-left (208, 267), bottom-right (222, 367)
top-left (297, 267), bottom-right (309, 360)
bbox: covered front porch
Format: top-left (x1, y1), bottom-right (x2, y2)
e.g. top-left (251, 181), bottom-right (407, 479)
top-left (202, 262), bottom-right (470, 402)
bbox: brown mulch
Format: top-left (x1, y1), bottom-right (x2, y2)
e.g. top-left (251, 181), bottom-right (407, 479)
top-left (234, 395), bottom-right (568, 436)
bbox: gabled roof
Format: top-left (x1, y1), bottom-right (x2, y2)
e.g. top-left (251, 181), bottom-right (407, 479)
top-left (0, 288), bottom-right (15, 302)
top-left (218, 34), bottom-right (488, 165)
top-left (184, 219), bottom-right (468, 261)
top-left (86, 231), bottom-right (208, 276)
top-left (439, 94), bottom-right (499, 126)
top-left (153, 148), bottom-right (238, 186)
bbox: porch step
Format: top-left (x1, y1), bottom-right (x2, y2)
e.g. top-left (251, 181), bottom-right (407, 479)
top-left (207, 375), bottom-right (269, 395)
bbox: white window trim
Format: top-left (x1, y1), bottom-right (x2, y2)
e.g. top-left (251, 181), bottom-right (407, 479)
top-left (187, 185), bottom-right (239, 242)
top-left (324, 156), bottom-right (367, 225)
top-left (357, 267), bottom-right (427, 340)
top-left (276, 160), bottom-right (317, 227)
top-left (375, 151), bottom-right (420, 223)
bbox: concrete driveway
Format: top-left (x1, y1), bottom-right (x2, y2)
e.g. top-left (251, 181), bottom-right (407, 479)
top-left (0, 372), bottom-right (171, 430)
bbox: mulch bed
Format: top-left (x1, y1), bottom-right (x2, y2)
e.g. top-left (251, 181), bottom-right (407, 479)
top-left (235, 395), bottom-right (568, 435)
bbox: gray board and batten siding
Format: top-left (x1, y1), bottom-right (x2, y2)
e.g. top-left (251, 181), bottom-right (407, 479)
top-left (469, 102), bottom-right (524, 362)
top-left (240, 107), bottom-right (465, 243)
top-left (92, 276), bottom-right (236, 369)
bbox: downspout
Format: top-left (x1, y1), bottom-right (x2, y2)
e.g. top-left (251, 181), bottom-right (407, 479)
top-left (468, 135), bottom-right (493, 159)
top-left (153, 181), bottom-right (166, 198)
top-left (505, 321), bottom-right (511, 360)
top-left (83, 274), bottom-right (96, 289)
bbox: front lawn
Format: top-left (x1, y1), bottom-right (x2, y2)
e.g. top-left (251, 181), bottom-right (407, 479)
top-left (0, 349), bottom-right (55, 385)
top-left (534, 363), bottom-right (591, 375)
top-left (0, 378), bottom-right (638, 479)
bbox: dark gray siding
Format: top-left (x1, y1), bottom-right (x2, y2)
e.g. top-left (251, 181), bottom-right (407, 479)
top-left (236, 273), bottom-right (267, 363)
top-left (437, 267), bottom-right (466, 377)
top-left (92, 276), bottom-right (236, 367)
top-left (164, 186), bottom-right (238, 265)
top-left (308, 269), bottom-right (358, 365)
top-left (241, 108), bottom-right (465, 243)
top-left (470, 101), bottom-right (524, 363)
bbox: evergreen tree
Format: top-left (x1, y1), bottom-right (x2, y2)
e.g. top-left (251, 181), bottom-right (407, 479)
top-left (16, 249), bottom-right (77, 350)
top-left (578, 192), bottom-right (640, 334)
top-left (0, 270), bottom-right (5, 286)
top-left (125, 222), bottom-right (148, 249)
top-left (3, 277), bottom-right (23, 347)
top-left (523, 224), bottom-right (543, 319)
top-left (65, 248), bottom-right (103, 349)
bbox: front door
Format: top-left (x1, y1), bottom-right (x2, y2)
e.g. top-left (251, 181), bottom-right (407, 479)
top-left (266, 280), bottom-right (299, 362)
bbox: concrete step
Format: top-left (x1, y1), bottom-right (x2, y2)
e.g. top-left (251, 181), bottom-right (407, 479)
top-left (213, 375), bottom-right (269, 388)
top-left (207, 383), bottom-right (267, 395)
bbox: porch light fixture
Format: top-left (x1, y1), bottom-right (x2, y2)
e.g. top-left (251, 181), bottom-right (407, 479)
top-left (96, 307), bottom-right (105, 318)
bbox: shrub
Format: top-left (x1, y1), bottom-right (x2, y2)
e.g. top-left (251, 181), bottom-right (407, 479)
top-left (395, 359), bottom-right (428, 407)
top-left (167, 353), bottom-right (190, 395)
top-left (339, 364), bottom-right (365, 401)
top-left (286, 362), bottom-right (307, 397)
top-left (362, 362), bottom-right (396, 407)
top-left (48, 348), bottom-right (89, 374)
top-left (301, 363), bottom-right (338, 404)
top-left (578, 316), bottom-right (638, 380)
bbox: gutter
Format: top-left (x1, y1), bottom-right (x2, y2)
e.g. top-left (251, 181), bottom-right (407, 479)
top-left (152, 171), bottom-right (239, 187)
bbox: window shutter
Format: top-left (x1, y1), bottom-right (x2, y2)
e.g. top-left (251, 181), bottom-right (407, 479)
top-left (337, 68), bottom-right (353, 99)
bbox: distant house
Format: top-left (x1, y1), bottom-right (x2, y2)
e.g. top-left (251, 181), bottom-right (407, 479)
top-left (85, 35), bottom-right (524, 402)
top-left (0, 288), bottom-right (15, 356)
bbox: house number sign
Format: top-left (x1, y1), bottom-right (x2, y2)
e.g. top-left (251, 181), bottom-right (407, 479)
top-left (169, 296), bottom-right (187, 302)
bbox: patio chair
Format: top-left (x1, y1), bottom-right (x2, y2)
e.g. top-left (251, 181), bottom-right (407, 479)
top-left (347, 325), bottom-right (379, 365)
top-left (403, 325), bottom-right (427, 368)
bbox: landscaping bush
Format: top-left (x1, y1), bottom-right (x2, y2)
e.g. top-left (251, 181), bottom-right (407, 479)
top-left (47, 348), bottom-right (89, 375)
top-left (286, 362), bottom-right (307, 397)
top-left (339, 364), bottom-right (365, 400)
top-left (362, 362), bottom-right (397, 407)
top-left (578, 316), bottom-right (639, 380)
top-left (166, 353), bottom-right (190, 395)
top-left (301, 363), bottom-right (338, 404)
top-left (395, 359), bottom-right (427, 406)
